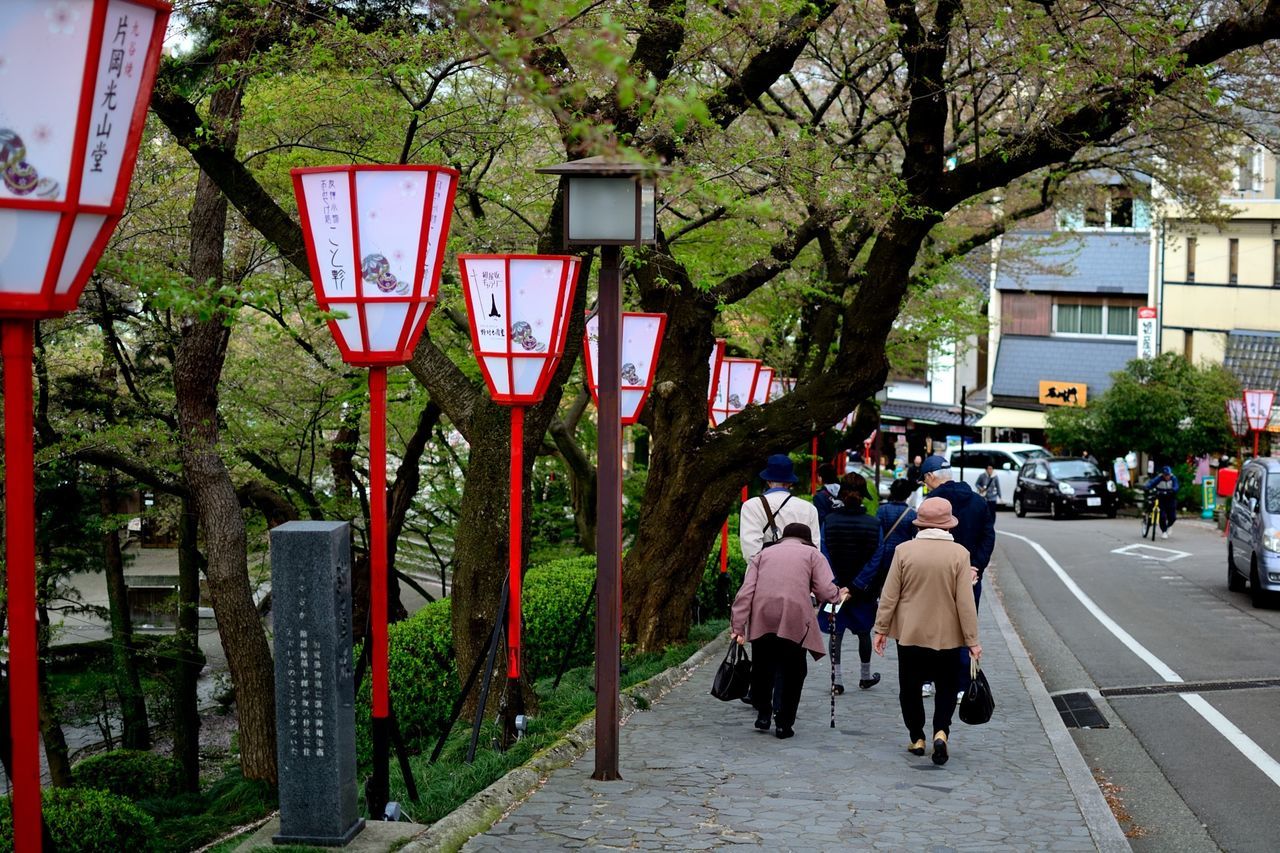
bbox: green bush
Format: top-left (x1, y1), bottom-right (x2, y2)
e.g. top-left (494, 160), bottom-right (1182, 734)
top-left (697, 532), bottom-right (747, 619)
top-left (356, 597), bottom-right (457, 766)
top-left (73, 749), bottom-right (182, 801)
top-left (0, 787), bottom-right (156, 853)
top-left (522, 556), bottom-right (596, 679)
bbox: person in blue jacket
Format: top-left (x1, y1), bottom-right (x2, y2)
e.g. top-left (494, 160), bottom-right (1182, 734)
top-left (813, 462), bottom-right (841, 535)
top-left (820, 473), bottom-right (882, 693)
top-left (1145, 466), bottom-right (1180, 539)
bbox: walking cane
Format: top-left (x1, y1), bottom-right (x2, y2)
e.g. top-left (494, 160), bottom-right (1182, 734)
top-left (828, 602), bottom-right (837, 728)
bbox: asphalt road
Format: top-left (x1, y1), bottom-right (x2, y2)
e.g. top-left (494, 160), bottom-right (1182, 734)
top-left (993, 510), bottom-right (1280, 853)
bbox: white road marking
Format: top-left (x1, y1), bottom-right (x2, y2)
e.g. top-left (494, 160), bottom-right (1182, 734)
top-left (1003, 530), bottom-right (1280, 792)
top-left (1110, 543), bottom-right (1192, 562)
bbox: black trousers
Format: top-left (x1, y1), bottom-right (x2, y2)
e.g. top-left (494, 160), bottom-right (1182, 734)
top-left (750, 634), bottom-right (808, 729)
top-left (897, 643), bottom-right (961, 741)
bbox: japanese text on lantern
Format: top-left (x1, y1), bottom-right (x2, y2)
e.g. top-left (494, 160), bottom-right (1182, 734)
top-left (321, 179), bottom-right (347, 293)
top-left (476, 269), bottom-right (506, 339)
top-left (286, 598), bottom-right (327, 760)
top-left (91, 15), bottom-right (140, 173)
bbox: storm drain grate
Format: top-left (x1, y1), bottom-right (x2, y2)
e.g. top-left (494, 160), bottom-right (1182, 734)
top-left (1052, 691), bottom-right (1109, 729)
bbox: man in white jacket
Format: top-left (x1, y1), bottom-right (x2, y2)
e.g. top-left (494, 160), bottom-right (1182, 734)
top-left (739, 454), bottom-right (821, 561)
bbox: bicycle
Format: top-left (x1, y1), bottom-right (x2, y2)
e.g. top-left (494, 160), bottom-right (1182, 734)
top-left (1140, 489), bottom-right (1160, 541)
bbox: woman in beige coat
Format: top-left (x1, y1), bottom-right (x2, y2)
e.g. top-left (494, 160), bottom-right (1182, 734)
top-left (872, 497), bottom-right (981, 765)
top-left (731, 522), bottom-right (849, 739)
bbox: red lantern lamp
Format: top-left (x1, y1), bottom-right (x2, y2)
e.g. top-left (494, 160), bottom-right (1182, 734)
top-left (770, 375), bottom-right (795, 399)
top-left (459, 254), bottom-right (581, 683)
top-left (710, 357), bottom-right (762, 426)
top-left (292, 164), bottom-right (459, 366)
top-left (751, 366), bottom-right (775, 405)
top-left (1, 4), bottom-right (170, 850)
top-left (585, 311), bottom-right (666, 425)
top-left (707, 337), bottom-right (726, 419)
top-left (291, 162), bottom-right (459, 817)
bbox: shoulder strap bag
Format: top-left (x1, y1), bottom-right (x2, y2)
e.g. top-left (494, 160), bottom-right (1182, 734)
top-left (759, 493), bottom-right (792, 546)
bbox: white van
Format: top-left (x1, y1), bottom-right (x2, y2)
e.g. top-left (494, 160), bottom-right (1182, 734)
top-left (943, 442), bottom-right (1051, 507)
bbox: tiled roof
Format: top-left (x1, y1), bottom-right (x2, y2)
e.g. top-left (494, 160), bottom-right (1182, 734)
top-left (881, 399), bottom-right (966, 426)
top-left (992, 335), bottom-right (1137, 399)
top-left (994, 231), bottom-right (1149, 295)
top-left (1225, 330), bottom-right (1280, 392)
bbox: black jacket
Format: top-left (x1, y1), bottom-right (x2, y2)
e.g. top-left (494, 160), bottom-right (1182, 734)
top-left (928, 480), bottom-right (996, 576)
top-left (820, 503), bottom-right (882, 588)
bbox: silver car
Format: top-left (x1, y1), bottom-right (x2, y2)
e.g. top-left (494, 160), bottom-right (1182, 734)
top-left (1227, 457), bottom-right (1280, 607)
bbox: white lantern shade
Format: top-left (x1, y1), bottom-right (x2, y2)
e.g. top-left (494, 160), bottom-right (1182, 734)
top-left (0, 0), bottom-right (170, 318)
top-left (751, 366), bottom-right (775, 405)
top-left (459, 254), bottom-right (581, 405)
top-left (710, 358), bottom-right (761, 426)
top-left (1243, 389), bottom-right (1276, 431)
top-left (584, 311), bottom-right (667, 425)
top-left (770, 375), bottom-right (795, 399)
top-left (292, 164), bottom-right (458, 366)
top-left (707, 338), bottom-right (725, 416)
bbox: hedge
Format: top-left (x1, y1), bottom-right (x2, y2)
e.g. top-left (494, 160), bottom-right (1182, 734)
top-left (0, 787), bottom-right (156, 853)
top-left (73, 749), bottom-right (182, 802)
top-left (697, 532), bottom-right (748, 619)
top-left (355, 555), bottom-right (598, 763)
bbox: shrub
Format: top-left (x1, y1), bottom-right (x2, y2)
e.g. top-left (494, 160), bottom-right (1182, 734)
top-left (356, 597), bottom-right (456, 766)
top-left (0, 787), bottom-right (156, 853)
top-left (522, 556), bottom-right (596, 680)
top-left (697, 532), bottom-right (747, 619)
top-left (73, 749), bottom-right (182, 801)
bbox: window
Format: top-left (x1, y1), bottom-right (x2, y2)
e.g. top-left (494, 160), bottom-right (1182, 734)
top-left (1054, 301), bottom-right (1136, 338)
top-left (1274, 240), bottom-right (1280, 287)
top-left (1229, 238), bottom-right (1239, 284)
top-left (1186, 237), bottom-right (1196, 282)
top-left (1110, 197), bottom-right (1134, 228)
top-left (1084, 203), bottom-right (1106, 228)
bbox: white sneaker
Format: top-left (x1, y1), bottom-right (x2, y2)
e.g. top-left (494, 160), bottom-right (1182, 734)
top-left (921, 682), bottom-right (935, 697)
top-left (1161, 532), bottom-right (1169, 539)
top-left (957, 691), bottom-right (966, 702)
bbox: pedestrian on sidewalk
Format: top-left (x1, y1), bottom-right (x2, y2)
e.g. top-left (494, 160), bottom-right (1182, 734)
top-left (820, 473), bottom-right (883, 693)
top-left (872, 498), bottom-right (981, 765)
top-left (731, 522), bottom-right (850, 739)
top-left (739, 454), bottom-right (820, 560)
top-left (813, 462), bottom-right (841, 538)
top-left (975, 463), bottom-right (1001, 516)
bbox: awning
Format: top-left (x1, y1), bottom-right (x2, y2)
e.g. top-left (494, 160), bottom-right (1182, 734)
top-left (974, 407), bottom-right (1046, 430)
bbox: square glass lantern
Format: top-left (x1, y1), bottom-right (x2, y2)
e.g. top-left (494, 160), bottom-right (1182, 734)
top-left (536, 156), bottom-right (664, 246)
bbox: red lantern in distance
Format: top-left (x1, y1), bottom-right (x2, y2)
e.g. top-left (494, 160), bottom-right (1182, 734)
top-left (585, 311), bottom-right (666, 425)
top-left (752, 366), bottom-right (775, 405)
top-left (459, 254), bottom-right (581, 682)
top-left (707, 338), bottom-right (725, 419)
top-left (291, 162), bottom-right (459, 818)
top-left (0, 4), bottom-right (171, 849)
top-left (710, 357), bottom-right (762, 426)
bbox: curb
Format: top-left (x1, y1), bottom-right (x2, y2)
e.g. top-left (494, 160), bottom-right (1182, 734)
top-left (403, 629), bottom-right (730, 852)
top-left (989, 571), bottom-right (1132, 852)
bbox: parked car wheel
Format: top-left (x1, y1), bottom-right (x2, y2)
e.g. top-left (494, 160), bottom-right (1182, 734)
top-left (1228, 544), bottom-right (1246, 592)
top-left (1014, 494), bottom-right (1026, 518)
top-left (1050, 499), bottom-right (1064, 520)
top-left (1106, 504), bottom-right (1117, 519)
top-left (1250, 559), bottom-right (1270, 609)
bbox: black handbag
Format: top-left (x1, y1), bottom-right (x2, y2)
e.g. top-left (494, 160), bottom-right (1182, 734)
top-left (710, 640), bottom-right (752, 701)
top-left (959, 659), bottom-right (995, 725)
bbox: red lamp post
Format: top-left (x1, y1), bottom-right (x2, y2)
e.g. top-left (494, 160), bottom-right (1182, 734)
top-left (584, 311), bottom-right (666, 425)
top-left (1243, 389), bottom-right (1275, 458)
top-left (0, 4), bottom-right (170, 848)
top-left (291, 162), bottom-right (460, 817)
top-left (459, 254), bottom-right (581, 690)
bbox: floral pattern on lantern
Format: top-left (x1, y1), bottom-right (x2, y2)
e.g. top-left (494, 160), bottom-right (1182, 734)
top-left (710, 357), bottom-right (762, 426)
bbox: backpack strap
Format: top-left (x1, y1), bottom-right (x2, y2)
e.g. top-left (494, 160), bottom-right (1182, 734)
top-left (883, 507), bottom-right (910, 542)
top-left (760, 493), bottom-right (793, 541)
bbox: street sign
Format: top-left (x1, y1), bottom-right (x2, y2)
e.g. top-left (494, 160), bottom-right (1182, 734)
top-left (1137, 307), bottom-right (1158, 359)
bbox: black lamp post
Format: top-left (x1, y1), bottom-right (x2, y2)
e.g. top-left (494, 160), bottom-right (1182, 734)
top-left (536, 156), bottom-right (662, 780)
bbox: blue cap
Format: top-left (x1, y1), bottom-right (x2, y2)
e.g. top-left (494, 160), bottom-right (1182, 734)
top-left (920, 455), bottom-right (950, 476)
top-left (759, 454), bottom-right (798, 483)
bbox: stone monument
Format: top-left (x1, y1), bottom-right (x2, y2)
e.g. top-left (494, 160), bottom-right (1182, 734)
top-left (270, 521), bottom-right (364, 846)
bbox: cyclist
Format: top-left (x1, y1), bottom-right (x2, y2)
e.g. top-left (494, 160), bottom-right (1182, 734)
top-left (1144, 466), bottom-right (1179, 539)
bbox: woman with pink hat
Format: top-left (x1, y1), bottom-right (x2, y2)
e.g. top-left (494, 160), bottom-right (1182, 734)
top-left (872, 497), bottom-right (981, 765)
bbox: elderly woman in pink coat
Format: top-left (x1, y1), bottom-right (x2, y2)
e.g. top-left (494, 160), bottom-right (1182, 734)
top-left (731, 522), bottom-right (850, 739)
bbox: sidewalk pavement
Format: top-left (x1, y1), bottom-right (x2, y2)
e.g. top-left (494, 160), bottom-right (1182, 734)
top-left (447, 563), bottom-right (1132, 851)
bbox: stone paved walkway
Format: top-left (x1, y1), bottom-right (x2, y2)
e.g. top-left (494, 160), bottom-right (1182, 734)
top-left (463, 567), bottom-right (1127, 851)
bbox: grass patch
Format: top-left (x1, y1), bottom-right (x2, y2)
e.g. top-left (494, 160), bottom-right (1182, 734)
top-left (138, 767), bottom-right (276, 852)
top-left (381, 619), bottom-right (725, 825)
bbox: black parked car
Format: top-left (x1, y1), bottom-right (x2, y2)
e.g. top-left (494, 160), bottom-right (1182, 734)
top-left (1013, 457), bottom-right (1118, 519)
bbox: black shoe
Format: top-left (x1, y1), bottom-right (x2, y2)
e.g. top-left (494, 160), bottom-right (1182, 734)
top-left (932, 732), bottom-right (949, 766)
top-left (859, 673), bottom-right (881, 690)
top-left (754, 715), bottom-right (771, 731)
top-left (833, 683), bottom-right (845, 695)
top-left (775, 726), bottom-right (794, 739)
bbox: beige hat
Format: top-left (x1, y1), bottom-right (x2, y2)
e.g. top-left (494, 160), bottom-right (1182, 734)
top-left (912, 496), bottom-right (959, 529)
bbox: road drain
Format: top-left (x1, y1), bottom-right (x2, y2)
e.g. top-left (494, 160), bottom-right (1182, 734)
top-left (1052, 691), bottom-right (1109, 729)
top-left (1101, 676), bottom-right (1280, 698)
